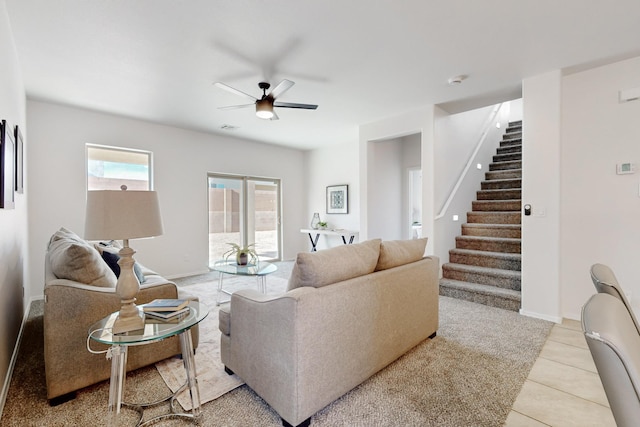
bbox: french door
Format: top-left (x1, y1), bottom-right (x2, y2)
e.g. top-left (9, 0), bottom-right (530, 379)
top-left (207, 173), bottom-right (281, 265)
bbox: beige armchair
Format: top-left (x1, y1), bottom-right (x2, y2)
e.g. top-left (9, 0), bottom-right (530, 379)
top-left (44, 244), bottom-right (199, 403)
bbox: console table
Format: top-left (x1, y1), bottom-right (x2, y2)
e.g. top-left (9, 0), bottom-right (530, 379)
top-left (300, 228), bottom-right (359, 252)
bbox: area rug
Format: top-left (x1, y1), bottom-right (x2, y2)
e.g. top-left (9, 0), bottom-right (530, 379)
top-left (155, 274), bottom-right (290, 410)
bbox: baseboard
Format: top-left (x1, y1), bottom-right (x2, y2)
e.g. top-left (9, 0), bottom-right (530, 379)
top-left (519, 308), bottom-right (562, 324)
top-left (0, 295), bottom-right (43, 419)
top-left (166, 269), bottom-right (211, 280)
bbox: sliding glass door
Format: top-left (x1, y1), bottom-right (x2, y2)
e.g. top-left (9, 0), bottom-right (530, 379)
top-left (208, 173), bottom-right (281, 266)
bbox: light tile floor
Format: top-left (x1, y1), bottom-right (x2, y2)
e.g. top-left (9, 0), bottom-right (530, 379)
top-left (505, 319), bottom-right (616, 426)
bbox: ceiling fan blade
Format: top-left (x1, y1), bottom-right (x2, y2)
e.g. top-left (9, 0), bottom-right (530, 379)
top-left (274, 101), bottom-right (318, 110)
top-left (270, 110), bottom-right (280, 121)
top-left (269, 79), bottom-right (295, 99)
top-left (218, 103), bottom-right (255, 110)
top-left (214, 82), bottom-right (256, 101)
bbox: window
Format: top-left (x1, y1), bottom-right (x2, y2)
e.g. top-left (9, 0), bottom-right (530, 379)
top-left (86, 144), bottom-right (152, 191)
top-left (208, 173), bottom-right (281, 265)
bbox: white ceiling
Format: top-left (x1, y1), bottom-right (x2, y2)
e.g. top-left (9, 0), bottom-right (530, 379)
top-left (5, 0), bottom-right (640, 150)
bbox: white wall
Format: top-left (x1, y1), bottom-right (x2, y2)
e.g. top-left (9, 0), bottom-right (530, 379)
top-left (521, 70), bottom-right (562, 322)
top-left (27, 100), bottom-right (308, 300)
top-left (304, 140), bottom-right (360, 250)
top-left (560, 56), bottom-right (640, 319)
top-left (0, 0), bottom-right (27, 411)
top-left (433, 103), bottom-right (512, 266)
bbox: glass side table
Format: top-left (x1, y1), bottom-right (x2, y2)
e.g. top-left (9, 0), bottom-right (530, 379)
top-left (88, 301), bottom-right (208, 426)
top-left (211, 260), bottom-right (278, 305)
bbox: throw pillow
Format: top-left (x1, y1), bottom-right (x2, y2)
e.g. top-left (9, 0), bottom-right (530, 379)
top-left (100, 250), bottom-right (146, 284)
top-left (287, 238), bottom-right (381, 291)
top-left (48, 228), bottom-right (117, 287)
top-left (375, 237), bottom-right (428, 271)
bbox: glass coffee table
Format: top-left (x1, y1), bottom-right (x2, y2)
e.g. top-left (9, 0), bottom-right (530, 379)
top-left (88, 301), bottom-right (208, 426)
top-left (211, 260), bottom-right (278, 305)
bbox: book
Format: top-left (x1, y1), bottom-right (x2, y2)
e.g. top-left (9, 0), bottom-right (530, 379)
top-left (144, 307), bottom-right (190, 321)
top-left (142, 299), bottom-right (189, 312)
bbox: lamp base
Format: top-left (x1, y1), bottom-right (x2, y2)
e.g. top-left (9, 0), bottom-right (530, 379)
top-left (113, 305), bottom-right (145, 334)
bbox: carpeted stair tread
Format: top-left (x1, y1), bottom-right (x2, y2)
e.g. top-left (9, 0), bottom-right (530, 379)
top-left (500, 138), bottom-right (522, 147)
top-left (467, 211), bottom-right (521, 224)
top-left (485, 169), bottom-right (522, 180)
top-left (449, 248), bottom-right (521, 270)
top-left (440, 278), bottom-right (521, 299)
top-left (439, 278), bottom-right (521, 311)
top-left (476, 188), bottom-right (521, 200)
top-left (493, 152), bottom-right (522, 162)
top-left (442, 263), bottom-right (521, 291)
top-left (496, 145), bottom-right (522, 155)
top-left (481, 178), bottom-right (521, 190)
top-left (472, 199), bottom-right (521, 211)
top-left (489, 160), bottom-right (521, 171)
top-left (462, 224), bottom-right (521, 238)
top-left (455, 235), bottom-right (521, 253)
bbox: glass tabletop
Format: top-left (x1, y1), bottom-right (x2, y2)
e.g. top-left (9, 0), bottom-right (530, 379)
top-left (211, 260), bottom-right (278, 276)
top-left (88, 301), bottom-right (209, 346)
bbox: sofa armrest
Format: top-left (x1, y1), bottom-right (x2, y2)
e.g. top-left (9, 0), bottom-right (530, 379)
top-left (223, 287), bottom-right (315, 423)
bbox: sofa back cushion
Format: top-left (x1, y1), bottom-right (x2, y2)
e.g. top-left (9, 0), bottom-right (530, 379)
top-left (287, 238), bottom-right (381, 291)
top-left (375, 238), bottom-right (428, 271)
top-left (47, 227), bottom-right (117, 287)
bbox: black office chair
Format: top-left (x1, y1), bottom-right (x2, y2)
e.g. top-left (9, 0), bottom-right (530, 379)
top-left (582, 293), bottom-right (640, 427)
top-left (590, 263), bottom-right (640, 335)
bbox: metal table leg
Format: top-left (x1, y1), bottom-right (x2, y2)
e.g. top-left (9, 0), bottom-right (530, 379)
top-left (307, 233), bottom-right (320, 251)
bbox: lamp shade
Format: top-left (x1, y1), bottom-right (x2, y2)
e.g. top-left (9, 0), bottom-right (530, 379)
top-left (84, 190), bottom-right (164, 241)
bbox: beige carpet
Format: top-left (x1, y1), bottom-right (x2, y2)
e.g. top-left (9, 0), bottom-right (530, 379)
top-left (1, 261), bottom-right (553, 426)
top-left (155, 274), bottom-right (290, 410)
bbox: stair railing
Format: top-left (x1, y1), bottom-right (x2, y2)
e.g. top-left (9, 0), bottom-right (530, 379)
top-left (435, 102), bottom-right (507, 220)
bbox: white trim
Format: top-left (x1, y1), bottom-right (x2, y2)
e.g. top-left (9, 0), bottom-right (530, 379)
top-left (519, 308), bottom-right (562, 324)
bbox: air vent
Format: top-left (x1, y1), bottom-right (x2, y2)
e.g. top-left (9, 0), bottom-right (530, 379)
top-left (220, 124), bottom-right (238, 131)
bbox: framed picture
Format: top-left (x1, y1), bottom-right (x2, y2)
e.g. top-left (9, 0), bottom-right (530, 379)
top-left (326, 184), bottom-right (348, 214)
top-left (14, 125), bottom-right (23, 194)
top-left (0, 120), bottom-right (15, 209)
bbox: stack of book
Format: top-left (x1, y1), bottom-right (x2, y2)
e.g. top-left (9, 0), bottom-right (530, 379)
top-left (143, 299), bottom-right (190, 323)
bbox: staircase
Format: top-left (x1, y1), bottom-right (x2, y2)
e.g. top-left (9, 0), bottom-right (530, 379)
top-left (440, 121), bottom-right (522, 311)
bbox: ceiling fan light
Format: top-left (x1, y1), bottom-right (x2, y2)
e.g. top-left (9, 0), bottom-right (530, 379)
top-left (256, 99), bottom-right (274, 119)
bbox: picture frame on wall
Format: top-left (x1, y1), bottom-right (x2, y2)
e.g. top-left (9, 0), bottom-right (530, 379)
top-left (0, 119), bottom-right (16, 209)
top-left (326, 184), bottom-right (348, 214)
top-left (14, 125), bottom-right (23, 194)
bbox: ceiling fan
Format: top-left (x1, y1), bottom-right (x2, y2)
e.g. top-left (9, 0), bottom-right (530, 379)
top-left (214, 79), bottom-right (318, 120)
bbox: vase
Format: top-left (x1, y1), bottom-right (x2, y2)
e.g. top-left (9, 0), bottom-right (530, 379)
top-left (310, 212), bottom-right (321, 229)
top-left (236, 252), bottom-right (249, 266)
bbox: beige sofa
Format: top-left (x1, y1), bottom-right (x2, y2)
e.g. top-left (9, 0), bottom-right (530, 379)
top-left (43, 227), bottom-right (199, 402)
top-left (219, 238), bottom-right (439, 427)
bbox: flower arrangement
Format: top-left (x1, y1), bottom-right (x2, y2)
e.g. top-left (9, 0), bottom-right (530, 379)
top-left (223, 243), bottom-right (258, 266)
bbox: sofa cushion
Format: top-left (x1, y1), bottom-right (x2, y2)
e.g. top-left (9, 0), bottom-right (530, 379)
top-left (95, 242), bottom-right (146, 283)
top-left (99, 249), bottom-right (146, 284)
top-left (48, 227), bottom-right (117, 287)
top-left (287, 238), bottom-right (381, 290)
top-left (375, 238), bottom-right (428, 271)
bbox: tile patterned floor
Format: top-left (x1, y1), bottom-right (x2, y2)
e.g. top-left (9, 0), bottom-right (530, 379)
top-left (505, 319), bottom-right (616, 426)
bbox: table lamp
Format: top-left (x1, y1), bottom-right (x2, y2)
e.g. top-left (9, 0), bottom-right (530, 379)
top-left (84, 186), bottom-right (164, 334)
